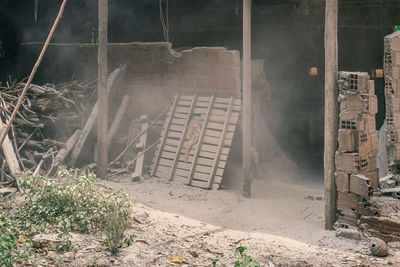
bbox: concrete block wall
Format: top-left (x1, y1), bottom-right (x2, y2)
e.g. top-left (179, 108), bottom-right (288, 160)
top-left (335, 71), bottom-right (379, 227)
top-left (122, 43), bottom-right (241, 118)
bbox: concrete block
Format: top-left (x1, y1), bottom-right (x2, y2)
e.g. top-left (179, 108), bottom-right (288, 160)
top-left (338, 129), bottom-right (356, 152)
top-left (335, 152), bottom-right (360, 173)
top-left (350, 173), bottom-right (372, 198)
top-left (337, 192), bottom-right (359, 212)
top-left (336, 172), bottom-right (350, 193)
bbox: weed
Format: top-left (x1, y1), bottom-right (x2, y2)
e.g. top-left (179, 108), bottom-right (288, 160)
top-left (104, 208), bottom-right (131, 254)
top-left (213, 246), bottom-right (259, 267)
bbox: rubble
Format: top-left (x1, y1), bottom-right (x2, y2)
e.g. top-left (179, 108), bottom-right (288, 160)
top-left (335, 71), bottom-right (379, 226)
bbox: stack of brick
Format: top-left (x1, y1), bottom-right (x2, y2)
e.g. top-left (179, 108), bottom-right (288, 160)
top-left (335, 71), bottom-right (379, 226)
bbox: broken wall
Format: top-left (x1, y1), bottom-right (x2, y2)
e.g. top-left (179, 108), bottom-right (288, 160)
top-left (335, 71), bottom-right (379, 226)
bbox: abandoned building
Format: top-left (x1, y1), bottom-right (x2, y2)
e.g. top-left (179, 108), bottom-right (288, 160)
top-left (1, 0), bottom-right (400, 265)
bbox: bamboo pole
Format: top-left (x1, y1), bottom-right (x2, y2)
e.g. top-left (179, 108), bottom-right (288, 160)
top-left (0, 0), bottom-right (68, 148)
top-left (97, 0), bottom-right (109, 179)
top-left (324, 0), bottom-right (338, 230)
top-left (242, 0), bottom-right (252, 198)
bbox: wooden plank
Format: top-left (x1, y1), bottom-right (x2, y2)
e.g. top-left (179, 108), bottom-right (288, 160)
top-left (108, 95), bottom-right (130, 142)
top-left (200, 144), bottom-right (230, 155)
top-left (169, 95), bottom-right (197, 181)
top-left (151, 94), bottom-right (180, 176)
top-left (324, 0), bottom-right (338, 230)
top-left (174, 112), bottom-right (188, 119)
top-left (187, 95), bottom-right (215, 185)
top-left (161, 151), bottom-right (176, 159)
top-left (155, 165), bottom-right (170, 178)
top-left (203, 135), bottom-right (233, 146)
top-left (164, 145), bottom-right (177, 152)
top-left (0, 120), bottom-right (21, 176)
top-left (209, 114), bottom-right (239, 124)
top-left (132, 120), bottom-right (149, 179)
top-left (207, 97), bottom-right (234, 188)
top-left (179, 95), bottom-right (195, 101)
top-left (165, 138), bottom-right (179, 147)
top-left (170, 124), bottom-right (184, 132)
top-left (171, 118), bottom-right (186, 125)
top-left (69, 64), bottom-right (126, 167)
top-left (167, 131), bottom-right (181, 139)
top-left (215, 97), bottom-right (241, 105)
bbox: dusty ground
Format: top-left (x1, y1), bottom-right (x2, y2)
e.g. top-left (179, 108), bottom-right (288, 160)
top-left (26, 166), bottom-right (400, 266)
top-left (96, 169), bottom-right (398, 266)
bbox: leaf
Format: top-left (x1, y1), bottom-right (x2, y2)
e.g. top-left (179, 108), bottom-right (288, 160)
top-left (169, 256), bottom-right (184, 263)
top-left (17, 235), bottom-right (26, 243)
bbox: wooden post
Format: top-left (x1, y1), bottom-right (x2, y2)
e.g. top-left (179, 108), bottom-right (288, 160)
top-left (242, 0), bottom-right (252, 198)
top-left (324, 0), bottom-right (338, 230)
top-left (97, 0), bottom-right (108, 179)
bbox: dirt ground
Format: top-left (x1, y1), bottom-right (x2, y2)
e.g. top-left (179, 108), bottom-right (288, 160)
top-left (26, 166), bottom-right (400, 266)
top-left (96, 167), bottom-right (400, 267)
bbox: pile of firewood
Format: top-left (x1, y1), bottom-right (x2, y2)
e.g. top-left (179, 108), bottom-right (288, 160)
top-left (0, 77), bottom-right (97, 182)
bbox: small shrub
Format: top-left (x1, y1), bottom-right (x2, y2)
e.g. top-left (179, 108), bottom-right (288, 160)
top-left (0, 214), bottom-right (24, 265)
top-left (104, 208), bottom-right (130, 254)
top-left (14, 171), bottom-right (132, 236)
top-left (213, 246), bottom-right (260, 267)
top-left (4, 169), bottom-right (133, 255)
top-left (234, 246), bottom-right (260, 267)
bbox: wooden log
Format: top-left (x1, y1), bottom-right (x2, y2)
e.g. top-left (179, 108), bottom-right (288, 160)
top-left (324, 0), bottom-right (338, 230)
top-left (108, 95), bottom-right (130, 142)
top-left (49, 129), bottom-right (81, 175)
top-left (69, 64), bottom-right (126, 167)
top-left (0, 120), bottom-right (21, 177)
top-left (132, 118), bottom-right (149, 180)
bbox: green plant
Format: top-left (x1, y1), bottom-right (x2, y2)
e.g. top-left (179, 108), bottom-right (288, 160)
top-left (14, 171), bottom-right (132, 236)
top-left (104, 208), bottom-right (131, 254)
top-left (0, 214), bottom-right (24, 265)
top-left (234, 246), bottom-right (259, 267)
top-left (3, 169), bottom-right (133, 257)
top-left (212, 246), bottom-right (259, 267)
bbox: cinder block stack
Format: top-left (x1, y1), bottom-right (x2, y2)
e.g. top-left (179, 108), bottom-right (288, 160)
top-left (384, 31), bottom-right (400, 173)
top-left (335, 71), bottom-right (379, 226)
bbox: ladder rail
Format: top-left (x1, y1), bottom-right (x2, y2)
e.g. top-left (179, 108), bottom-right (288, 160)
top-left (187, 95), bottom-right (215, 185)
top-left (151, 93), bottom-right (180, 177)
top-left (207, 96), bottom-right (234, 189)
top-left (168, 94), bottom-right (197, 181)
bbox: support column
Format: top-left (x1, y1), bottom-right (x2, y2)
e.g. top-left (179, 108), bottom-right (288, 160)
top-left (97, 0), bottom-right (108, 179)
top-left (242, 0), bottom-right (252, 198)
top-left (324, 0), bottom-right (338, 230)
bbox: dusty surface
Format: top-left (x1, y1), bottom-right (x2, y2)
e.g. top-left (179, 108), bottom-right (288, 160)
top-left (26, 168), bottom-right (400, 266)
top-left (98, 172), bottom-right (399, 266)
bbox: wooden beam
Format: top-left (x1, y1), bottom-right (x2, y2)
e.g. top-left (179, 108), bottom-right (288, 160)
top-left (97, 0), bottom-right (108, 179)
top-left (0, 120), bottom-right (20, 177)
top-left (68, 65), bottom-right (126, 168)
top-left (324, 0), bottom-right (338, 230)
top-left (242, 0), bottom-right (252, 198)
